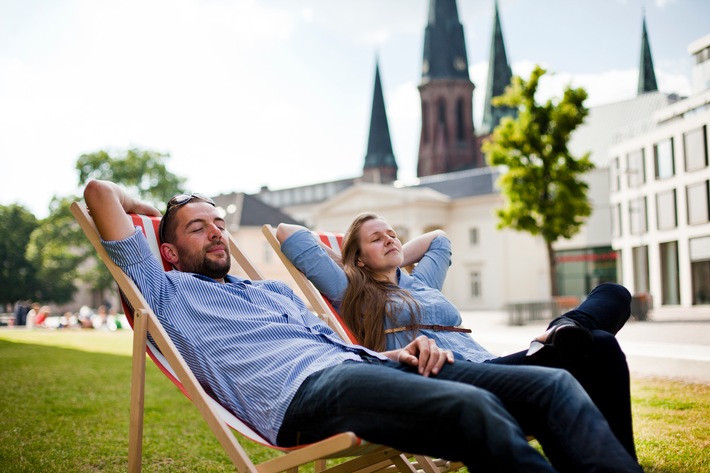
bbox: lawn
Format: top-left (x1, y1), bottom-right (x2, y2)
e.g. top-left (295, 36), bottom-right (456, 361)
top-left (0, 329), bottom-right (708, 472)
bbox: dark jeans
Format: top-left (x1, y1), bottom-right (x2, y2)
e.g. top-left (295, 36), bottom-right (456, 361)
top-left (277, 356), bottom-right (642, 473)
top-left (488, 283), bottom-right (635, 458)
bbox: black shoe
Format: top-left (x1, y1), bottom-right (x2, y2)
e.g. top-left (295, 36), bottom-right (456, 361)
top-left (526, 322), bottom-right (593, 360)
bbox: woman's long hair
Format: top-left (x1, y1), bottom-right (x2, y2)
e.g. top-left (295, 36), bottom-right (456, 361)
top-left (339, 212), bottom-right (420, 351)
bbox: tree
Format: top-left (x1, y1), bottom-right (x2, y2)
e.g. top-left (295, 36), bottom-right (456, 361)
top-left (26, 196), bottom-right (87, 304)
top-left (27, 148), bottom-right (187, 305)
top-left (0, 204), bottom-right (39, 307)
top-left (482, 66), bottom-right (594, 296)
top-left (76, 148), bottom-right (186, 210)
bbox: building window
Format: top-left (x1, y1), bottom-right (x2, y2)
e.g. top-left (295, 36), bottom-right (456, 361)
top-left (656, 189), bottom-right (677, 230)
top-left (422, 102), bottom-right (429, 144)
top-left (687, 180), bottom-right (710, 225)
top-left (659, 241), bottom-right (680, 305)
top-left (654, 137), bottom-right (675, 180)
top-left (469, 271), bottom-right (481, 298)
top-left (437, 99), bottom-right (448, 142)
top-left (263, 241), bottom-right (273, 264)
top-left (626, 149), bottom-right (646, 188)
top-left (394, 226), bottom-right (409, 244)
top-left (611, 203), bottom-right (622, 237)
top-left (690, 236), bottom-right (710, 305)
top-left (684, 125), bottom-right (708, 172)
top-left (629, 197), bottom-right (647, 235)
top-left (456, 99), bottom-right (466, 141)
top-left (554, 247), bottom-right (617, 296)
top-left (469, 227), bottom-right (479, 245)
top-left (611, 157), bottom-right (621, 191)
top-left (632, 245), bottom-right (650, 294)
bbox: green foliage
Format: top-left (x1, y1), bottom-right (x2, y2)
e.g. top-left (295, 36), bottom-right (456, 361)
top-left (1, 332), bottom-right (708, 472)
top-left (0, 204), bottom-right (39, 306)
top-left (483, 65), bottom-right (594, 245)
top-left (22, 148), bottom-right (187, 305)
top-left (26, 196), bottom-right (104, 304)
top-left (76, 148), bottom-right (187, 210)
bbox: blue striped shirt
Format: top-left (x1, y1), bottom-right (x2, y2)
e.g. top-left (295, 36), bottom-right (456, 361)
top-left (103, 229), bottom-right (383, 444)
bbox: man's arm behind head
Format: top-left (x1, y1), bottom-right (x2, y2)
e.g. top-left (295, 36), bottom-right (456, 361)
top-left (84, 180), bottom-right (162, 241)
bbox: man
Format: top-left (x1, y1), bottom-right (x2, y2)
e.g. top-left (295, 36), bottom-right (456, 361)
top-left (84, 179), bottom-right (642, 473)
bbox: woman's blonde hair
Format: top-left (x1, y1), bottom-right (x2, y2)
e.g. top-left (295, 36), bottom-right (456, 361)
top-left (340, 212), bottom-right (420, 351)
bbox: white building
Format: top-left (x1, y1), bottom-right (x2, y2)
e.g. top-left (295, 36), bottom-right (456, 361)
top-left (609, 34), bottom-right (710, 309)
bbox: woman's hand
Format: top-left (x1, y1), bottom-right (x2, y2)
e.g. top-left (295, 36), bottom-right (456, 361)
top-left (382, 335), bottom-right (454, 377)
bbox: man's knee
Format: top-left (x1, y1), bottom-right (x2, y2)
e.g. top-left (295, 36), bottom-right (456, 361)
top-left (591, 330), bottom-right (627, 363)
top-left (591, 283), bottom-right (632, 304)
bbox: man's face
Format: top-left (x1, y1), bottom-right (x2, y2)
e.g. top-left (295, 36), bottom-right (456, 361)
top-left (169, 201), bottom-right (231, 280)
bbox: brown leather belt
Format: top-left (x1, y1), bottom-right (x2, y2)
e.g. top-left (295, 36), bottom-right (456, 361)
top-left (384, 324), bottom-right (472, 334)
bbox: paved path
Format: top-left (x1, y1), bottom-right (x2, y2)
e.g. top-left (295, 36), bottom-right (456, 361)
top-left (460, 307), bottom-right (710, 385)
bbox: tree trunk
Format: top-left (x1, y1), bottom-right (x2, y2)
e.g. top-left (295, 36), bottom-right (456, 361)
top-left (546, 241), bottom-right (558, 297)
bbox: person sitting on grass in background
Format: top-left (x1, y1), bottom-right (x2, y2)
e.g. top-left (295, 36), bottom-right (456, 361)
top-left (83, 179), bottom-right (643, 473)
top-left (277, 212), bottom-right (637, 458)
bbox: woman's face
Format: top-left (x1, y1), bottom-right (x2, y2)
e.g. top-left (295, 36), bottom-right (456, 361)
top-left (356, 218), bottom-right (403, 274)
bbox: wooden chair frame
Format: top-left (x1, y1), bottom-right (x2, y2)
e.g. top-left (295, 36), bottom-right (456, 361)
top-left (71, 202), bottom-right (437, 473)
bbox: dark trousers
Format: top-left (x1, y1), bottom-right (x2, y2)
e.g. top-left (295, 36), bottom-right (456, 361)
top-left (278, 356), bottom-right (642, 473)
top-left (487, 283), bottom-right (636, 458)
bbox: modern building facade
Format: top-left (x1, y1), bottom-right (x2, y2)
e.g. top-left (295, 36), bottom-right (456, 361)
top-left (609, 34), bottom-right (710, 309)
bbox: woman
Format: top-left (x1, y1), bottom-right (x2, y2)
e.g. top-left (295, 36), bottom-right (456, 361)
top-left (277, 212), bottom-right (636, 458)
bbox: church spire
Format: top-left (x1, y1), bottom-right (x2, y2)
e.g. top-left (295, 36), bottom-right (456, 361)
top-left (362, 59), bottom-right (397, 184)
top-left (638, 15), bottom-right (658, 95)
top-left (417, 0), bottom-right (481, 177)
top-left (481, 0), bottom-right (515, 134)
top-left (421, 0), bottom-right (470, 82)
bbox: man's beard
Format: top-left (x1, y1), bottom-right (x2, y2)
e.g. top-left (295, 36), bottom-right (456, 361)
top-left (179, 244), bottom-right (231, 280)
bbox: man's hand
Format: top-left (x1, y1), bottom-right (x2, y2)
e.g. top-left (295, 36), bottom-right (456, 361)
top-left (382, 335), bottom-right (454, 377)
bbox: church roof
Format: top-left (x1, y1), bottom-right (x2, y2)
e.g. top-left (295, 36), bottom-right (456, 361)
top-left (638, 17), bottom-right (659, 95)
top-left (409, 166), bottom-right (500, 199)
top-left (421, 0), bottom-right (471, 82)
top-left (363, 60), bottom-right (397, 171)
top-left (481, 0), bottom-right (516, 134)
top-left (213, 192), bottom-right (302, 227)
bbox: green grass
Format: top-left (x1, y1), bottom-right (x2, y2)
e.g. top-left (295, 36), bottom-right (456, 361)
top-left (0, 329), bottom-right (708, 472)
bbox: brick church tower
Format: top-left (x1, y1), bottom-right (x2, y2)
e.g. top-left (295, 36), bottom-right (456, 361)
top-left (417, 0), bottom-right (482, 177)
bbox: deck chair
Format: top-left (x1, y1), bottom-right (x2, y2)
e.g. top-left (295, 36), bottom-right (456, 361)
top-left (261, 225), bottom-right (463, 473)
top-left (71, 202), bottom-right (432, 473)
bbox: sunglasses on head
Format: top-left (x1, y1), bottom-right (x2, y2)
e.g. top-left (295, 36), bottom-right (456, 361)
top-left (158, 193), bottom-right (216, 242)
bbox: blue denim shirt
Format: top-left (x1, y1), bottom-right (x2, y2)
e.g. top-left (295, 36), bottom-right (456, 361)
top-left (281, 230), bottom-right (495, 363)
top-left (103, 228), bottom-right (383, 444)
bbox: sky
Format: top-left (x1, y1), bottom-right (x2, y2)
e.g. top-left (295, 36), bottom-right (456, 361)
top-left (1, 0), bottom-right (709, 218)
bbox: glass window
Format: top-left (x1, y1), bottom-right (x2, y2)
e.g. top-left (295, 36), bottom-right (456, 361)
top-left (263, 241), bottom-right (273, 264)
top-left (632, 245), bottom-right (650, 294)
top-left (611, 204), bottom-right (622, 237)
top-left (626, 149), bottom-right (646, 188)
top-left (690, 236), bottom-right (710, 305)
top-left (611, 157), bottom-right (621, 191)
top-left (687, 181), bottom-right (710, 225)
top-left (654, 137), bottom-right (675, 179)
top-left (659, 241), bottom-right (680, 305)
top-left (691, 260), bottom-right (710, 304)
top-left (422, 102), bottom-right (429, 144)
top-left (456, 99), bottom-right (465, 141)
top-left (469, 227), bottom-right (479, 245)
top-left (629, 197), bottom-right (648, 235)
top-left (684, 125), bottom-right (708, 172)
top-left (470, 271), bottom-right (481, 298)
top-left (656, 190), bottom-right (677, 230)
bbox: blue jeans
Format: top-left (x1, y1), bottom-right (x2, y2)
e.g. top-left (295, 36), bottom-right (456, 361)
top-left (277, 356), bottom-right (642, 473)
top-left (489, 283), bottom-right (636, 458)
